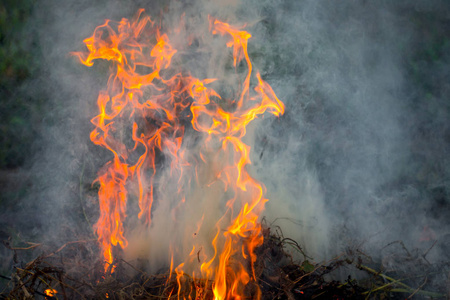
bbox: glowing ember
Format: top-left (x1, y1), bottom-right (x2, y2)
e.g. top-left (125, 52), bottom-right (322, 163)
top-left (73, 9), bottom-right (284, 299)
top-left (44, 288), bottom-right (57, 297)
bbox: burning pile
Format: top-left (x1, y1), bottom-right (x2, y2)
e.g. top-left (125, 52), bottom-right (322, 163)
top-left (2, 8), bottom-right (449, 300)
top-left (72, 9), bottom-right (284, 299)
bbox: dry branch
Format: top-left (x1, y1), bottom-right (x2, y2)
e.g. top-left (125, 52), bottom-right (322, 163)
top-left (1, 226), bottom-right (448, 299)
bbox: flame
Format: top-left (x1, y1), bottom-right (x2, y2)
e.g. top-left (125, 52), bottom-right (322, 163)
top-left (73, 9), bottom-right (284, 299)
top-left (44, 288), bottom-right (57, 297)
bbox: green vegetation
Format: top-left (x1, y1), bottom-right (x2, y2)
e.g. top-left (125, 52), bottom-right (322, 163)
top-left (0, 0), bottom-right (40, 169)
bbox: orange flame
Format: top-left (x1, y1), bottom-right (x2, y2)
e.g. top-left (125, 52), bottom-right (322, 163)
top-left (44, 288), bottom-right (57, 297)
top-left (73, 10), bottom-right (284, 298)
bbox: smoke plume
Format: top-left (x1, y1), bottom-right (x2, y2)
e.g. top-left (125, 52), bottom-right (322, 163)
top-left (15, 0), bottom-right (450, 276)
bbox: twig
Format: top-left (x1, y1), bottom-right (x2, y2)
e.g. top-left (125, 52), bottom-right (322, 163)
top-left (0, 274), bottom-right (11, 280)
top-left (16, 268), bottom-right (86, 299)
top-left (13, 273), bottom-right (31, 299)
top-left (43, 239), bottom-right (96, 259)
top-left (422, 240), bottom-right (437, 261)
top-left (9, 242), bottom-right (41, 251)
top-left (407, 276), bottom-right (427, 299)
top-left (269, 217), bottom-right (303, 227)
top-left (381, 240), bottom-right (411, 257)
top-left (280, 238), bottom-right (311, 260)
top-left (119, 258), bottom-right (146, 276)
top-left (362, 277), bottom-right (404, 295)
top-left (358, 264), bottom-right (444, 298)
top-left (58, 271), bottom-right (68, 300)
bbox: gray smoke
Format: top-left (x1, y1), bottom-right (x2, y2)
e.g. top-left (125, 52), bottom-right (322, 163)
top-left (15, 0), bottom-right (450, 276)
top-left (245, 0), bottom-right (450, 263)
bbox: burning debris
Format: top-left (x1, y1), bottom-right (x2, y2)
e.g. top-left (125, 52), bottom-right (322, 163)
top-left (2, 224), bottom-right (449, 299)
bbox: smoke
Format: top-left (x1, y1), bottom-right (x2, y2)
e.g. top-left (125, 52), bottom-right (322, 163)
top-left (244, 0), bottom-right (450, 263)
top-left (17, 0), bottom-right (450, 278)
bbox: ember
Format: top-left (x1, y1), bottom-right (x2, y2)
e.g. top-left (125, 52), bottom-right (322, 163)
top-left (44, 288), bottom-right (57, 297)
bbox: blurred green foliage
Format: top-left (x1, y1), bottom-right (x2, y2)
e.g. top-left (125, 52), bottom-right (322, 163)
top-left (0, 0), bottom-right (40, 169)
top-left (408, 11), bottom-right (450, 94)
top-left (406, 9), bottom-right (450, 186)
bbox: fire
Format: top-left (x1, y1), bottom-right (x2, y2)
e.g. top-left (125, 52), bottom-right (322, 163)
top-left (73, 9), bottom-right (284, 299)
top-left (44, 288), bottom-right (57, 297)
